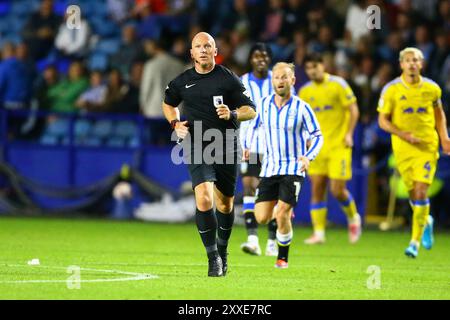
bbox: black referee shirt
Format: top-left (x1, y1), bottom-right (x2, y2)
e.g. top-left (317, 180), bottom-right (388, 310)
top-left (164, 64), bottom-right (255, 153)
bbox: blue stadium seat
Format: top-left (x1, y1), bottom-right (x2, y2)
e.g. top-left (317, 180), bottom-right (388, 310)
top-left (54, 1), bottom-right (67, 16)
top-left (128, 137), bottom-right (140, 148)
top-left (40, 134), bottom-right (59, 146)
top-left (91, 120), bottom-right (113, 139)
top-left (94, 39), bottom-right (121, 55)
top-left (87, 52), bottom-right (109, 71)
top-left (90, 1), bottom-right (108, 18)
top-left (114, 121), bottom-right (137, 139)
top-left (90, 19), bottom-right (119, 38)
top-left (74, 119), bottom-right (92, 137)
top-left (106, 137), bottom-right (126, 148)
top-left (0, 2), bottom-right (11, 17)
top-left (11, 2), bottom-right (32, 17)
top-left (75, 136), bottom-right (102, 147)
top-left (45, 119), bottom-right (70, 136)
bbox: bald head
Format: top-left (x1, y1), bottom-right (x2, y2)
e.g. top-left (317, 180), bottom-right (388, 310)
top-left (191, 32), bottom-right (216, 49)
top-left (190, 32), bottom-right (217, 73)
top-left (272, 62), bottom-right (296, 98)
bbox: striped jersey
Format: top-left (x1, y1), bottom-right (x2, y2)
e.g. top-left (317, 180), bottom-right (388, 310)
top-left (246, 93), bottom-right (324, 178)
top-left (240, 71), bottom-right (273, 154)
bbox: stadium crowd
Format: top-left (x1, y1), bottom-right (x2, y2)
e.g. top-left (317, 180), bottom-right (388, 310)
top-left (0, 0), bottom-right (449, 145)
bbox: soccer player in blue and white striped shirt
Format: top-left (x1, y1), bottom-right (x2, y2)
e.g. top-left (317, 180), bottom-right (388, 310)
top-left (239, 43), bottom-right (279, 257)
top-left (245, 62), bottom-right (323, 269)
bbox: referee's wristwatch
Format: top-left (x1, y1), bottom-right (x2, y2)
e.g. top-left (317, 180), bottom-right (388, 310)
top-left (230, 110), bottom-right (238, 121)
top-left (170, 119), bottom-right (179, 130)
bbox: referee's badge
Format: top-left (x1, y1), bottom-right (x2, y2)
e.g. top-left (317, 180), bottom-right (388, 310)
top-left (213, 96), bottom-right (224, 108)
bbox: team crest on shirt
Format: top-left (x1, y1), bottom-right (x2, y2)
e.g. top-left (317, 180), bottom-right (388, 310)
top-left (288, 109), bottom-right (297, 118)
top-left (213, 96), bottom-right (224, 107)
top-left (421, 91), bottom-right (433, 99)
top-left (400, 95), bottom-right (407, 100)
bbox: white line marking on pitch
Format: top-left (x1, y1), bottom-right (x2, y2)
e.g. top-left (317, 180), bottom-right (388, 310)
top-left (0, 264), bottom-right (159, 284)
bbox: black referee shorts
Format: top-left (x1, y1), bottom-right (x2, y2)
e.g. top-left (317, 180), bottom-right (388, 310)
top-left (188, 162), bottom-right (238, 197)
top-left (240, 153), bottom-right (262, 178)
top-left (255, 175), bottom-right (305, 207)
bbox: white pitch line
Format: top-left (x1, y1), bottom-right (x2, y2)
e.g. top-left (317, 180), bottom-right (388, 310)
top-left (0, 264), bottom-right (158, 284)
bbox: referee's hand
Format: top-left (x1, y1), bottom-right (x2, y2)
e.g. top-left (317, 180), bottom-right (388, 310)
top-left (298, 156), bottom-right (310, 172)
top-left (175, 121), bottom-right (189, 140)
top-left (216, 104), bottom-right (231, 120)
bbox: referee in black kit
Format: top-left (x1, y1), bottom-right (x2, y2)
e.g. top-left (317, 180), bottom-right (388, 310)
top-left (162, 32), bottom-right (256, 277)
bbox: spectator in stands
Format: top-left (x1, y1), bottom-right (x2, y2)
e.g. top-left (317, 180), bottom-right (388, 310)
top-left (414, 25), bottom-right (434, 67)
top-left (133, 0), bottom-right (167, 17)
top-left (345, 0), bottom-right (370, 44)
top-left (436, 0), bottom-right (450, 31)
top-left (54, 13), bottom-right (92, 59)
top-left (22, 0), bottom-right (61, 61)
top-left (230, 28), bottom-right (252, 71)
top-left (109, 62), bottom-right (142, 113)
top-left (292, 44), bottom-right (309, 92)
top-left (377, 31), bottom-right (404, 71)
top-left (353, 55), bottom-right (375, 122)
top-left (171, 36), bottom-right (191, 65)
top-left (107, 0), bottom-right (134, 23)
top-left (0, 43), bottom-right (34, 110)
top-left (34, 65), bottom-right (59, 111)
top-left (48, 61), bottom-right (89, 113)
top-left (260, 0), bottom-right (285, 42)
top-left (396, 13), bottom-right (415, 47)
top-left (308, 25), bottom-right (337, 55)
top-left (140, 38), bottom-right (185, 118)
top-left (24, 65), bottom-right (60, 139)
top-left (75, 71), bottom-right (108, 112)
top-left (102, 69), bottom-right (130, 112)
top-left (307, 2), bottom-right (344, 40)
top-left (110, 24), bottom-right (145, 79)
top-left (279, 0), bottom-right (309, 41)
top-left (429, 30), bottom-right (449, 82)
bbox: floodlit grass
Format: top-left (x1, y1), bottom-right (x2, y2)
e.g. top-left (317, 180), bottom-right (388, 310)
top-left (0, 217), bottom-right (449, 300)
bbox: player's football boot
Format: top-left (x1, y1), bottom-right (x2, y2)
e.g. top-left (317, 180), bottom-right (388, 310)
top-left (265, 240), bottom-right (278, 256)
top-left (208, 254), bottom-right (223, 277)
top-left (240, 241), bottom-right (262, 256)
top-left (304, 234), bottom-right (326, 245)
top-left (219, 252), bottom-right (228, 276)
top-left (405, 242), bottom-right (419, 258)
top-left (421, 215), bottom-right (434, 250)
top-left (274, 259), bottom-right (288, 269)
top-left (349, 214), bottom-right (362, 244)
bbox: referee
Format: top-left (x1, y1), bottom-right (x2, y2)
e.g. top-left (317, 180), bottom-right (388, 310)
top-left (162, 32), bottom-right (256, 277)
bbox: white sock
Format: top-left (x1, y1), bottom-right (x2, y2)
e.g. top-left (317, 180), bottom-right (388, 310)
top-left (314, 230), bottom-right (325, 238)
top-left (276, 230), bottom-right (293, 246)
top-left (248, 235), bottom-right (259, 244)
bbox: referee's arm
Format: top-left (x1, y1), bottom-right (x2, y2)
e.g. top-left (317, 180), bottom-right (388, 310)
top-left (235, 105), bottom-right (256, 121)
top-left (163, 102), bottom-right (189, 139)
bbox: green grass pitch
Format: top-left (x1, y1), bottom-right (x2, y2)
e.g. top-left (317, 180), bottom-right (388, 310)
top-left (0, 217), bottom-right (449, 300)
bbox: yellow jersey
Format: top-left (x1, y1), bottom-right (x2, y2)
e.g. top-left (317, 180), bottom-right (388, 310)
top-left (377, 75), bottom-right (441, 156)
top-left (298, 73), bottom-right (357, 152)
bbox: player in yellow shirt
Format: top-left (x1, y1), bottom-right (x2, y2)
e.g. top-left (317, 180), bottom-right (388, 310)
top-left (298, 53), bottom-right (362, 245)
top-left (378, 47), bottom-right (450, 258)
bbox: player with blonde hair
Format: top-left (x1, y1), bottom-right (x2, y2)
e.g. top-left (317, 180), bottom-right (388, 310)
top-left (378, 47), bottom-right (450, 258)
